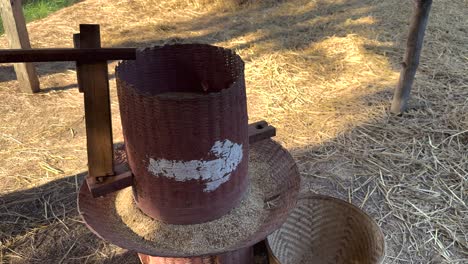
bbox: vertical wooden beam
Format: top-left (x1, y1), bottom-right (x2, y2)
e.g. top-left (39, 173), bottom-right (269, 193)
top-left (72, 33), bottom-right (83, 92)
top-left (78, 24), bottom-right (114, 181)
top-left (0, 0), bottom-right (40, 93)
top-left (391, 0), bottom-right (433, 114)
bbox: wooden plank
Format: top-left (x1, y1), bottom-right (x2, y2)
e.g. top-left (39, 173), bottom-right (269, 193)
top-left (0, 0), bottom-right (39, 93)
top-left (86, 164), bottom-right (133, 198)
top-left (87, 171), bottom-right (133, 197)
top-left (79, 24), bottom-right (114, 180)
top-left (0, 48), bottom-right (137, 63)
top-left (391, 0), bottom-right (433, 114)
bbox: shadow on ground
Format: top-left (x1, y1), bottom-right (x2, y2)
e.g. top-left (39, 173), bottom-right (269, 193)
top-left (0, 143), bottom-right (141, 264)
top-left (1, 1), bottom-right (465, 263)
top-left (0, 174), bottom-right (139, 264)
top-left (0, 89), bottom-right (391, 263)
top-left (1, 83), bottom-right (466, 263)
top-left (1, 0), bottom-right (410, 93)
top-left (112, 0), bottom-right (406, 69)
top-left (0, 62), bottom-right (74, 83)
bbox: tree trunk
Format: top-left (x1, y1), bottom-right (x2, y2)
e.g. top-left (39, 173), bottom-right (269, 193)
top-left (391, 0), bottom-right (433, 114)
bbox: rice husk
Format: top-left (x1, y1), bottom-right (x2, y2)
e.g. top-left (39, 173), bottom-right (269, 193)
top-left (115, 161), bottom-right (273, 254)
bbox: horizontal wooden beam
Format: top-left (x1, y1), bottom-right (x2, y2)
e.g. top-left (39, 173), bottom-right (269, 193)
top-left (87, 169), bottom-right (133, 198)
top-left (0, 48), bottom-right (136, 63)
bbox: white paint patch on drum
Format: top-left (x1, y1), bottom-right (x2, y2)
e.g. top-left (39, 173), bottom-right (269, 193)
top-left (147, 139), bottom-right (243, 192)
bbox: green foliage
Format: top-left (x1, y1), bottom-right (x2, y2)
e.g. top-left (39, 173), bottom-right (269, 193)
top-left (0, 0), bottom-right (79, 35)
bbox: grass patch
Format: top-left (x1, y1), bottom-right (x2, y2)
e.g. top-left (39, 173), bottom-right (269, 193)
top-left (0, 0), bottom-right (79, 35)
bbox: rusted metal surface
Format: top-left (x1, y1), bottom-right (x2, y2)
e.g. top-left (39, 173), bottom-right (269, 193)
top-left (0, 47), bottom-right (136, 62)
top-left (138, 246), bottom-right (254, 264)
top-left (116, 44), bottom-right (249, 224)
top-left (78, 139), bottom-right (300, 257)
top-left (248, 121), bottom-right (276, 144)
top-left (86, 121), bottom-right (275, 197)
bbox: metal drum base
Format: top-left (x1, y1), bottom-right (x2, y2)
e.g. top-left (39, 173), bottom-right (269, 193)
top-left (138, 246), bottom-right (254, 264)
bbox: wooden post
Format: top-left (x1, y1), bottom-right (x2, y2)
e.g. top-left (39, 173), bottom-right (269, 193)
top-left (73, 34), bottom-right (83, 92)
top-left (391, 0), bottom-right (433, 114)
top-left (0, 0), bottom-right (40, 93)
top-left (78, 24), bottom-right (114, 181)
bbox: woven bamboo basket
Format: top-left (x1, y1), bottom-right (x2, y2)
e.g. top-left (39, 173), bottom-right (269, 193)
top-left (115, 44), bottom-right (248, 224)
top-left (266, 194), bottom-right (385, 264)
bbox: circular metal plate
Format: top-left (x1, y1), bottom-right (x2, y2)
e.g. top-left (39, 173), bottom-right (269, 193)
top-left (78, 139), bottom-right (300, 257)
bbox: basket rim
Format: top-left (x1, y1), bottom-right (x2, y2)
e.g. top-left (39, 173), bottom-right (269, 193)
top-left (115, 44), bottom-right (245, 99)
top-left (266, 193), bottom-right (386, 264)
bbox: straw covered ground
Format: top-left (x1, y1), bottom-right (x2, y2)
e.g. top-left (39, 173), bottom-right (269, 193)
top-left (0, 0), bottom-right (467, 263)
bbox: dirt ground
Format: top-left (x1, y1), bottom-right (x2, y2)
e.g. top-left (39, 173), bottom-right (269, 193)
top-left (0, 0), bottom-right (466, 263)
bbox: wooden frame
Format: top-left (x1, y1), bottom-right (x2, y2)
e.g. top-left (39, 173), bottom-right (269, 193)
top-left (0, 24), bottom-right (277, 197)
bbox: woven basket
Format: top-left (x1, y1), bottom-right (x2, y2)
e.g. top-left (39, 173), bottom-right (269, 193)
top-left (266, 194), bottom-right (385, 264)
top-left (115, 44), bottom-right (248, 224)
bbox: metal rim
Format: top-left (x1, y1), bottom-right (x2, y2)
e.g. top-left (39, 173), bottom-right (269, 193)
top-left (78, 139), bottom-right (301, 257)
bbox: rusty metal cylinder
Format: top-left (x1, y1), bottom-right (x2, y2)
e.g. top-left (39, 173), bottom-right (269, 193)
top-left (116, 44), bottom-right (249, 224)
top-left (138, 246), bottom-right (254, 264)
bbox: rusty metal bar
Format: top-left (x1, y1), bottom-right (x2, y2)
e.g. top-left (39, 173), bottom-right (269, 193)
top-left (249, 120), bottom-right (276, 144)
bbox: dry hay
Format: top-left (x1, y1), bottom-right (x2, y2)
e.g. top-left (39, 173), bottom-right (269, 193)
top-left (0, 0), bottom-right (467, 263)
top-left (113, 161), bottom-right (270, 254)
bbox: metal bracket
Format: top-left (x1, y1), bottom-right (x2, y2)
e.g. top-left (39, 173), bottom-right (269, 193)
top-left (249, 120), bottom-right (276, 144)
